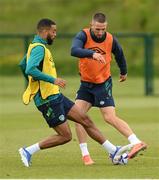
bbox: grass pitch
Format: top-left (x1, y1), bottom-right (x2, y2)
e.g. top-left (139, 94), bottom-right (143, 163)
top-left (0, 76), bottom-right (159, 179)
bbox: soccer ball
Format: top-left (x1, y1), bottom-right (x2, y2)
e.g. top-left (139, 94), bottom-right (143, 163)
top-left (113, 153), bottom-right (128, 165)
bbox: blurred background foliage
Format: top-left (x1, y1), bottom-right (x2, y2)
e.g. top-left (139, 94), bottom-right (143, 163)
top-left (0, 0), bottom-right (158, 76)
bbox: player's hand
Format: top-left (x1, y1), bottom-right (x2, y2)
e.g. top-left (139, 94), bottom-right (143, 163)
top-left (54, 78), bottom-right (66, 88)
top-left (92, 52), bottom-right (106, 64)
top-left (119, 74), bottom-right (127, 82)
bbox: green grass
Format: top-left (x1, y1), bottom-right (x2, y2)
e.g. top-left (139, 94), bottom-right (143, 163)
top-left (0, 76), bottom-right (159, 179)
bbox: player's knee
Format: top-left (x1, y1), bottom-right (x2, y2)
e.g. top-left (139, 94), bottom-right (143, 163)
top-left (63, 132), bottom-right (72, 143)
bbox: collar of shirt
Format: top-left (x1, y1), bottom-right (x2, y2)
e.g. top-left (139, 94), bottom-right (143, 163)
top-left (32, 35), bottom-right (47, 45)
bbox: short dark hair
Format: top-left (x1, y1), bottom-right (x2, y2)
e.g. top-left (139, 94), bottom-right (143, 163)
top-left (37, 18), bottom-right (56, 32)
top-left (93, 13), bottom-right (106, 23)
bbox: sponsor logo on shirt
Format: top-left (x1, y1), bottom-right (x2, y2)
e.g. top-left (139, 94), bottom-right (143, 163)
top-left (88, 47), bottom-right (106, 55)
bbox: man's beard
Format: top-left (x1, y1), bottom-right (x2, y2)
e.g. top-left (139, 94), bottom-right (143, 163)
top-left (91, 30), bottom-right (105, 40)
top-left (47, 35), bottom-right (53, 45)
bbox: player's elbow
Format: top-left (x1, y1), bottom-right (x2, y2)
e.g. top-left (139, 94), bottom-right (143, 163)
top-left (25, 69), bottom-right (30, 76)
top-left (70, 47), bottom-right (75, 56)
top-left (25, 67), bottom-right (33, 76)
top-left (71, 47), bottom-right (78, 57)
top-left (25, 68), bottom-right (30, 75)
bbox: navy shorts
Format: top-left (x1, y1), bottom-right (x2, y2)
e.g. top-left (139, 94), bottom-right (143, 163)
top-left (76, 77), bottom-right (115, 107)
top-left (37, 94), bottom-right (74, 128)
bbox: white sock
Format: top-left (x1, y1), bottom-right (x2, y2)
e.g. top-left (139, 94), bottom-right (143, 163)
top-left (26, 143), bottom-right (40, 155)
top-left (128, 134), bottom-right (141, 145)
top-left (102, 140), bottom-right (116, 154)
top-left (79, 143), bottom-right (89, 156)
